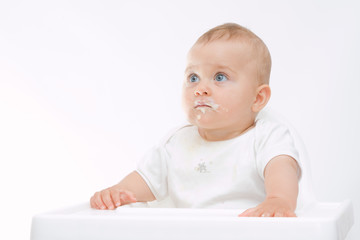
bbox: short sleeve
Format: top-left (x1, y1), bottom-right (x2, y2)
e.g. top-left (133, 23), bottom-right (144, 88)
top-left (136, 143), bottom-right (168, 201)
top-left (255, 118), bottom-right (301, 180)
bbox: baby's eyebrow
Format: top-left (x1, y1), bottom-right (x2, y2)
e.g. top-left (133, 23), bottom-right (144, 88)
top-left (184, 65), bottom-right (196, 74)
top-left (184, 64), bottom-right (236, 74)
top-left (215, 65), bottom-right (237, 74)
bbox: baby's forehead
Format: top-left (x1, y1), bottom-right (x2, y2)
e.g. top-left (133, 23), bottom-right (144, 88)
top-left (187, 38), bottom-right (258, 66)
top-left (192, 35), bottom-right (258, 56)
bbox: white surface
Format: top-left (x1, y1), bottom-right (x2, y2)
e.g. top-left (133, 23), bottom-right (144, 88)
top-left (0, 1), bottom-right (359, 239)
top-left (31, 201), bottom-right (354, 240)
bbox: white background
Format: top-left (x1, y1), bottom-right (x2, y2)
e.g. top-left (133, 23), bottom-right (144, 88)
top-left (0, 0), bottom-right (359, 239)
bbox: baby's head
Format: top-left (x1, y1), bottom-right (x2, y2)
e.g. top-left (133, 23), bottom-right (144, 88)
top-left (182, 23), bottom-right (272, 140)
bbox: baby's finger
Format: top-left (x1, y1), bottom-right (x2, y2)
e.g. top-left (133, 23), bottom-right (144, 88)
top-left (284, 210), bottom-right (297, 217)
top-left (101, 189), bottom-right (115, 210)
top-left (249, 208), bottom-right (264, 217)
top-left (121, 190), bottom-right (137, 202)
top-left (93, 192), bottom-right (106, 210)
top-left (260, 211), bottom-right (273, 217)
top-left (118, 193), bottom-right (136, 206)
top-left (274, 211), bottom-right (285, 217)
top-left (274, 209), bottom-right (296, 217)
top-left (111, 190), bottom-right (122, 207)
top-left (238, 207), bottom-right (256, 217)
top-left (90, 196), bottom-right (98, 209)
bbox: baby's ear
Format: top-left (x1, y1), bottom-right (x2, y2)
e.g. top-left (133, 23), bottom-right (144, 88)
top-left (252, 84), bottom-right (271, 112)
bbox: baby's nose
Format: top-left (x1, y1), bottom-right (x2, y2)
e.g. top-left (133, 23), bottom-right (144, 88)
top-left (194, 85), bottom-right (210, 96)
top-left (194, 90), bottom-right (208, 96)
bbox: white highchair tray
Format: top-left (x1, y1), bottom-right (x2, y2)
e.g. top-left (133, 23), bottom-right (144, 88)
top-left (31, 200), bottom-right (353, 240)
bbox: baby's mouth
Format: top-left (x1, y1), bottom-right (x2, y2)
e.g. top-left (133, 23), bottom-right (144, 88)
top-left (193, 100), bottom-right (219, 113)
top-left (195, 104), bottom-right (211, 109)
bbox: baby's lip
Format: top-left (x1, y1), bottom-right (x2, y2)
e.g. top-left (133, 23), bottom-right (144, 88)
top-left (194, 103), bottom-right (212, 108)
top-left (193, 99), bottom-right (219, 111)
top-left (194, 100), bottom-right (212, 108)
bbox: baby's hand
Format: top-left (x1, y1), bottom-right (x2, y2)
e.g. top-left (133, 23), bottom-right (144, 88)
top-left (90, 187), bottom-right (137, 210)
top-left (238, 197), bottom-right (296, 217)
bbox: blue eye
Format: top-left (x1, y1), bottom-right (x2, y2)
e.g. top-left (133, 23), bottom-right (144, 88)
top-left (189, 74), bottom-right (200, 83)
top-left (215, 73), bottom-right (228, 82)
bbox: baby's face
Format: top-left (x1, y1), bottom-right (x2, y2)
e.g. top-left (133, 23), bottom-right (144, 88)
top-left (182, 39), bottom-right (260, 133)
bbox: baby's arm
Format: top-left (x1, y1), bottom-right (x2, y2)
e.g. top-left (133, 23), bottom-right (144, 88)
top-left (90, 171), bottom-right (156, 210)
top-left (239, 155), bottom-right (300, 217)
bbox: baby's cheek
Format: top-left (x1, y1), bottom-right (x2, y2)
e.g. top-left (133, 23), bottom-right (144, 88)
top-left (182, 106), bottom-right (195, 123)
top-left (181, 97), bottom-right (191, 113)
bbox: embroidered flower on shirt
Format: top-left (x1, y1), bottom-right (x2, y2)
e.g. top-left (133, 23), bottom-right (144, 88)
top-left (195, 161), bottom-right (210, 173)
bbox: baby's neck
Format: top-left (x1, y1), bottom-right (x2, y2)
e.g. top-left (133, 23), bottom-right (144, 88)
top-left (197, 122), bottom-right (255, 142)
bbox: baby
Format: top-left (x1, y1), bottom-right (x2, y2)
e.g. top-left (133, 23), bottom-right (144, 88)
top-left (90, 23), bottom-right (301, 217)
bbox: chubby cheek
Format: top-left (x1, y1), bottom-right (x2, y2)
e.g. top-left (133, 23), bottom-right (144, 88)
top-left (228, 97), bottom-right (255, 119)
top-left (218, 91), bottom-right (253, 117)
top-left (181, 90), bottom-right (194, 119)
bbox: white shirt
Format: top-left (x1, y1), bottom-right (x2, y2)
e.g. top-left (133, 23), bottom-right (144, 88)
top-left (136, 111), bottom-right (301, 210)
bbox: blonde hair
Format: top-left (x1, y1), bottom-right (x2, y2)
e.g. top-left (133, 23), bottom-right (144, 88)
top-left (195, 23), bottom-right (271, 85)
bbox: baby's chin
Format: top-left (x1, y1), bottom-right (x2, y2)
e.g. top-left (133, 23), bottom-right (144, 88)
top-left (187, 111), bottom-right (223, 129)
